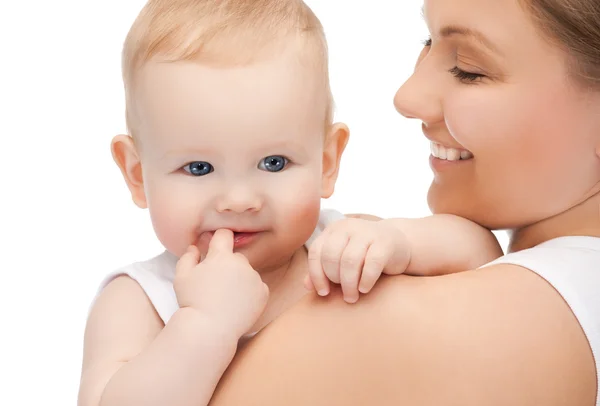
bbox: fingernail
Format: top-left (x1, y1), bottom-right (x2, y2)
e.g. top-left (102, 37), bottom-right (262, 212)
top-left (317, 289), bottom-right (329, 296)
top-left (345, 296), bottom-right (358, 304)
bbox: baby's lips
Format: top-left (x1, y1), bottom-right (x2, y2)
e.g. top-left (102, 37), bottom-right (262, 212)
top-left (195, 231), bottom-right (214, 259)
top-left (198, 230), bottom-right (215, 243)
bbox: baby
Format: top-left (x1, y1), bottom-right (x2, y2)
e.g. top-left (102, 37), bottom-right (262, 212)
top-left (78, 1), bottom-right (503, 406)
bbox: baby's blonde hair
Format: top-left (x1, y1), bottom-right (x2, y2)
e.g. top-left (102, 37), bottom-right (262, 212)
top-left (122, 0), bottom-right (334, 137)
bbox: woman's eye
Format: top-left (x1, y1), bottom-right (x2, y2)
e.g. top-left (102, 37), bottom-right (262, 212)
top-left (258, 155), bottom-right (288, 172)
top-left (183, 161), bottom-right (214, 176)
top-left (449, 66), bottom-right (486, 83)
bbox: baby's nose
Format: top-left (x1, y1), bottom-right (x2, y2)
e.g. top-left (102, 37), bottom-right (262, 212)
top-left (216, 186), bottom-right (262, 214)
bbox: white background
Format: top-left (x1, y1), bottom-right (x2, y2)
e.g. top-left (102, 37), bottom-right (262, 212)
top-left (0, 1), bottom-right (508, 404)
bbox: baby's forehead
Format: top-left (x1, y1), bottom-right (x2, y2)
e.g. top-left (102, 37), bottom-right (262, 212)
top-left (134, 58), bottom-right (328, 141)
top-left (138, 53), bottom-right (325, 99)
top-left (141, 114), bottom-right (322, 163)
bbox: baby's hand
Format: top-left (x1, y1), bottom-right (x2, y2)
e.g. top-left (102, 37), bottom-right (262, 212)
top-left (174, 229), bottom-right (269, 339)
top-left (306, 218), bottom-right (410, 303)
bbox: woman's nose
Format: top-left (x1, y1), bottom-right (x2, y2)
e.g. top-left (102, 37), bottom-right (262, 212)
top-left (393, 60), bottom-right (444, 124)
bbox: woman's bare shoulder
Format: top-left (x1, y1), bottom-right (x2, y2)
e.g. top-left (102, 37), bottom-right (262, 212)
top-left (210, 264), bottom-right (596, 406)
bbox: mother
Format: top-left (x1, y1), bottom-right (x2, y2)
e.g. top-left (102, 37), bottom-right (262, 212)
top-left (209, 0), bottom-right (600, 404)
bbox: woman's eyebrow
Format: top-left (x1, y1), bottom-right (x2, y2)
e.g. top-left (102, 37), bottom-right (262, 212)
top-left (420, 7), bottom-right (502, 55)
top-left (439, 25), bottom-right (501, 54)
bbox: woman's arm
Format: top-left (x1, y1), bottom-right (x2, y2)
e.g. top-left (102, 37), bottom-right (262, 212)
top-left (209, 265), bottom-right (596, 406)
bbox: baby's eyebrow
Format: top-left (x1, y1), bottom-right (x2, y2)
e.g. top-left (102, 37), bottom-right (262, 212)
top-left (259, 139), bottom-right (310, 152)
top-left (161, 147), bottom-right (213, 159)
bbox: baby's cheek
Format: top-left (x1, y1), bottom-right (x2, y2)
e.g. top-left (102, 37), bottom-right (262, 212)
top-left (147, 187), bottom-right (202, 257)
top-left (290, 174), bottom-right (325, 232)
top-left (282, 193), bottom-right (322, 242)
top-left (148, 204), bottom-right (183, 256)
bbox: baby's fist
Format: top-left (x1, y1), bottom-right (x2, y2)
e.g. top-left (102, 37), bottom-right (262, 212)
top-left (306, 218), bottom-right (410, 303)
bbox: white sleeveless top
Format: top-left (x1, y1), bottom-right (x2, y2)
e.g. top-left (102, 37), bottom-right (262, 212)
top-left (481, 236), bottom-right (600, 405)
top-left (94, 209), bottom-right (345, 324)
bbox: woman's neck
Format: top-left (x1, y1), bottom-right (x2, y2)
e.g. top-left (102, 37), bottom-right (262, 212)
top-left (508, 191), bottom-right (600, 253)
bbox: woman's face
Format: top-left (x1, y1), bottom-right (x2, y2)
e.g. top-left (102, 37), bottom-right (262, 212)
top-left (394, 0), bottom-right (600, 229)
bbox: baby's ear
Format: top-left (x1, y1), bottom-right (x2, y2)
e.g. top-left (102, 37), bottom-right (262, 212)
top-left (321, 123), bottom-right (349, 198)
top-left (111, 135), bottom-right (147, 208)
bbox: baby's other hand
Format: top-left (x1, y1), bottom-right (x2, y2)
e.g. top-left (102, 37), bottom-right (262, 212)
top-left (306, 218), bottom-right (410, 303)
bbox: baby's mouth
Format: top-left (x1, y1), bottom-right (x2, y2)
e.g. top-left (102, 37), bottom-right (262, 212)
top-left (233, 231), bottom-right (254, 238)
top-left (198, 229), bottom-right (263, 244)
top-left (232, 231), bottom-right (261, 247)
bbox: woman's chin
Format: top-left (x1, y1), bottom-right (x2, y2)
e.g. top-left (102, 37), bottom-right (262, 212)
top-left (427, 185), bottom-right (498, 229)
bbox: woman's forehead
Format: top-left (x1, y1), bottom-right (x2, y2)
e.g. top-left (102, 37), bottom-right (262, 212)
top-left (422, 0), bottom-right (533, 43)
top-left (422, 0), bottom-right (567, 68)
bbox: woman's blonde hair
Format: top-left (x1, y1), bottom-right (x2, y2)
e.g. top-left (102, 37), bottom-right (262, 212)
top-left (522, 0), bottom-right (600, 88)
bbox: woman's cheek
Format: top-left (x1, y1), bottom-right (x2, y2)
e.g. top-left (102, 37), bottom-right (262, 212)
top-left (445, 89), bottom-right (527, 153)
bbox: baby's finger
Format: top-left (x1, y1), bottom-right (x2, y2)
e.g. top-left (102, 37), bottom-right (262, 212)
top-left (206, 229), bottom-right (234, 257)
top-left (339, 239), bottom-right (369, 303)
top-left (175, 245), bottom-right (200, 277)
top-left (195, 231), bottom-right (213, 260)
top-left (359, 243), bottom-right (391, 294)
top-left (320, 232), bottom-right (349, 284)
top-left (307, 237), bottom-right (330, 296)
top-left (303, 274), bottom-right (315, 291)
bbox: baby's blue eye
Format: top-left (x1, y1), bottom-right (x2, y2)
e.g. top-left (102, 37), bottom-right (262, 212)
top-left (184, 161), bottom-right (213, 176)
top-left (258, 155), bottom-right (288, 172)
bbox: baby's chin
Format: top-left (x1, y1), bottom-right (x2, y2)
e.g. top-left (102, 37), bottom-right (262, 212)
top-left (241, 240), bottom-right (307, 273)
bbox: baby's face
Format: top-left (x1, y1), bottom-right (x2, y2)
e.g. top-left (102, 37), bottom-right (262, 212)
top-left (130, 52), bottom-right (340, 270)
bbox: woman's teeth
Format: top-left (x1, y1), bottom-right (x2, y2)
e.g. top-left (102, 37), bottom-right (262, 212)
top-left (430, 142), bottom-right (473, 161)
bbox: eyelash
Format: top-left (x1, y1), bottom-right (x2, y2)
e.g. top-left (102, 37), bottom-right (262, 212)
top-left (421, 37), bottom-right (486, 83)
top-left (448, 66), bottom-right (485, 83)
top-left (179, 155), bottom-right (292, 176)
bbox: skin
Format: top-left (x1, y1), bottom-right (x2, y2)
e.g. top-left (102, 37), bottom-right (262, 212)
top-left (112, 46), bottom-right (349, 325)
top-left (79, 29), bottom-right (505, 406)
top-left (78, 43), bottom-right (350, 406)
top-left (206, 0), bottom-right (600, 404)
